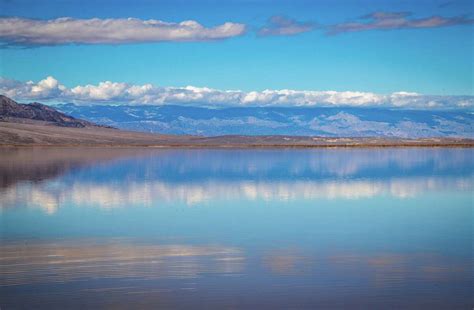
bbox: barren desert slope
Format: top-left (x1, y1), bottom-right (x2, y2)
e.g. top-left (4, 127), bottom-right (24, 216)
top-left (1, 120), bottom-right (473, 147)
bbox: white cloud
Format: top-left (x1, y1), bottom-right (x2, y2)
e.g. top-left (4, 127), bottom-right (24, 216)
top-left (0, 17), bottom-right (246, 46)
top-left (1, 76), bottom-right (472, 109)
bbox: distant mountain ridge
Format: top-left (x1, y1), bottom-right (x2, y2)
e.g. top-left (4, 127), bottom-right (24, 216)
top-left (1, 94), bottom-right (472, 138)
top-left (56, 103), bottom-right (473, 138)
top-left (0, 95), bottom-right (105, 128)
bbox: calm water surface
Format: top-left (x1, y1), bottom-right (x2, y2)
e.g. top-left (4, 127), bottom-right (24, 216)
top-left (0, 147), bottom-right (472, 309)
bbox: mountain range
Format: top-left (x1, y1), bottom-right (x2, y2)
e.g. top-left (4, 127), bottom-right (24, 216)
top-left (0, 94), bottom-right (472, 146)
top-left (56, 103), bottom-right (473, 138)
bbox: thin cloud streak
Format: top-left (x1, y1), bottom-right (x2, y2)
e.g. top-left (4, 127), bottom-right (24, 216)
top-left (327, 11), bottom-right (474, 35)
top-left (0, 17), bottom-right (246, 47)
top-left (1, 76), bottom-right (472, 109)
top-left (258, 16), bottom-right (317, 36)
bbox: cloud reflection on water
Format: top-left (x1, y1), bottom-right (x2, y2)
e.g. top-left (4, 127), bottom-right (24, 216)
top-left (0, 148), bottom-right (472, 309)
top-left (0, 239), bottom-right (467, 293)
top-left (1, 176), bottom-right (472, 214)
top-left (0, 239), bottom-right (244, 287)
top-left (0, 147), bottom-right (472, 214)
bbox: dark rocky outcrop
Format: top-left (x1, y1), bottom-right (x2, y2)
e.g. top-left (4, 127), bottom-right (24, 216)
top-left (0, 95), bottom-right (108, 128)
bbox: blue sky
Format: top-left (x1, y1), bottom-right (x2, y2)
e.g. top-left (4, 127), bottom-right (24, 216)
top-left (0, 0), bottom-right (472, 107)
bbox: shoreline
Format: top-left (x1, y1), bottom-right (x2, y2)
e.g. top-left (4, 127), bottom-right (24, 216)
top-left (1, 121), bottom-right (473, 149)
top-left (1, 142), bottom-right (473, 148)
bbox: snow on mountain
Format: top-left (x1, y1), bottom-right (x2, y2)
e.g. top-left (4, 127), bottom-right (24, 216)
top-left (55, 104), bottom-right (473, 138)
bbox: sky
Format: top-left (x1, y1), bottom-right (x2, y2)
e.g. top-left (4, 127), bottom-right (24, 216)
top-left (0, 0), bottom-right (473, 108)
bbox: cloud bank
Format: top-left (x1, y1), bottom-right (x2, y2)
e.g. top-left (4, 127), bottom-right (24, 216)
top-left (0, 11), bottom-right (472, 47)
top-left (328, 12), bottom-right (474, 35)
top-left (1, 76), bottom-right (472, 109)
top-left (0, 17), bottom-right (246, 46)
top-left (258, 16), bottom-right (316, 36)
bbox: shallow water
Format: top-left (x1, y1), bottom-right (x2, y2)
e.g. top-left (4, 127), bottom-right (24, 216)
top-left (0, 147), bottom-right (472, 309)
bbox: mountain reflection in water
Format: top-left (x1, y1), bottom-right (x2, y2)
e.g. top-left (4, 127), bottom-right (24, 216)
top-left (1, 147), bottom-right (472, 212)
top-left (0, 147), bottom-right (472, 309)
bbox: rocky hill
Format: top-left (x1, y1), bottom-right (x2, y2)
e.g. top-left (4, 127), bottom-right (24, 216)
top-left (0, 95), bottom-right (106, 128)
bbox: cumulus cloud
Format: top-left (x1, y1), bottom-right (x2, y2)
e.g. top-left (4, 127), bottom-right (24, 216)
top-left (0, 17), bottom-right (246, 47)
top-left (258, 16), bottom-right (316, 36)
top-left (327, 11), bottom-right (474, 34)
top-left (1, 76), bottom-right (472, 109)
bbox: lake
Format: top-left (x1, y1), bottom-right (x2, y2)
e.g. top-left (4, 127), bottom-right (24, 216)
top-left (0, 147), bottom-right (472, 309)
